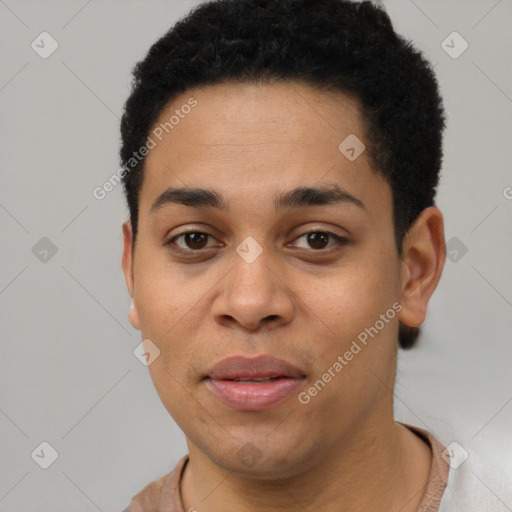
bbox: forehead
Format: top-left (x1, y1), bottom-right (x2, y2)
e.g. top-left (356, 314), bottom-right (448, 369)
top-left (148, 81), bottom-right (365, 159)
top-left (139, 81), bottom-right (391, 218)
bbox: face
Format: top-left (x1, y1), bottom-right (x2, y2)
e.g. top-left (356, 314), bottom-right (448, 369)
top-left (122, 81), bottom-right (428, 478)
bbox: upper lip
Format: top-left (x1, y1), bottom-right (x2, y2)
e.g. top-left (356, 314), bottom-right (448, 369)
top-left (205, 355), bottom-right (306, 380)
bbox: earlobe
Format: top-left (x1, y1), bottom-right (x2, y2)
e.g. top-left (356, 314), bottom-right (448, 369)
top-left (128, 299), bottom-right (141, 330)
top-left (122, 221), bottom-right (140, 330)
top-left (398, 206), bottom-right (446, 328)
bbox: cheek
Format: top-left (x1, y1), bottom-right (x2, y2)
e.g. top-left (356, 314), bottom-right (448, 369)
top-left (132, 247), bottom-right (223, 385)
top-left (131, 260), bottom-right (193, 386)
top-left (133, 245), bottom-right (195, 332)
top-left (298, 269), bottom-right (399, 420)
top-left (313, 261), bottom-right (399, 338)
top-left (302, 254), bottom-right (401, 401)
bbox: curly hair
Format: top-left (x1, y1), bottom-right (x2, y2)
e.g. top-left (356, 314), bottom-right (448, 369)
top-left (119, 0), bottom-right (445, 349)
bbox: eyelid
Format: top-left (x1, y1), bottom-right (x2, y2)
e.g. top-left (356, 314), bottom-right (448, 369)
top-left (165, 228), bottom-right (349, 253)
top-left (165, 229), bottom-right (222, 249)
top-left (291, 230), bottom-right (348, 248)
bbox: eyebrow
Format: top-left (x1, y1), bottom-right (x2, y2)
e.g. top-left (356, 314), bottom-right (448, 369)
top-left (150, 181), bottom-right (366, 213)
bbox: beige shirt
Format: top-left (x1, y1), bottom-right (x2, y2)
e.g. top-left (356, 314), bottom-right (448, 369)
top-left (123, 424), bottom-right (450, 512)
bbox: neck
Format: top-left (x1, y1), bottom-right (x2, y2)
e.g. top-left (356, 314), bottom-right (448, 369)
top-left (180, 416), bottom-right (432, 512)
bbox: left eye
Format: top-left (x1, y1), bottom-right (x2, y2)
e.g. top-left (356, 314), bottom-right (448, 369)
top-left (167, 230), bottom-right (347, 252)
top-left (291, 231), bottom-right (347, 250)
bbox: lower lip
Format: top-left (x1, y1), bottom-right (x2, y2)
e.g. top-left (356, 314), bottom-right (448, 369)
top-left (205, 377), bottom-right (305, 411)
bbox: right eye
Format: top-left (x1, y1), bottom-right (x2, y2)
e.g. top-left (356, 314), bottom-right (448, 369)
top-left (165, 231), bottom-right (221, 251)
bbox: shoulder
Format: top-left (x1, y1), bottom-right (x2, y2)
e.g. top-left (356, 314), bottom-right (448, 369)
top-left (122, 455), bottom-right (189, 512)
top-left (122, 473), bottom-right (170, 512)
top-left (408, 419), bottom-right (511, 511)
top-left (438, 450), bottom-right (511, 512)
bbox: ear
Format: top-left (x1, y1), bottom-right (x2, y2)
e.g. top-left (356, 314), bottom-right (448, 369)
top-left (398, 206), bottom-right (446, 328)
top-left (122, 220), bottom-right (140, 330)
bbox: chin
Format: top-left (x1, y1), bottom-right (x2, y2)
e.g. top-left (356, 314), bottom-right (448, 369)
top-left (202, 434), bottom-right (315, 480)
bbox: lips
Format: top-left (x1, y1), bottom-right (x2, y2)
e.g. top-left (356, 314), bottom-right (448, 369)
top-left (204, 355), bottom-right (306, 411)
top-left (205, 355), bottom-right (305, 381)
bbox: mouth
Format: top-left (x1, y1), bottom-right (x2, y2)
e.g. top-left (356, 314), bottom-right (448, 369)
top-left (203, 355), bottom-right (306, 411)
top-left (221, 376), bottom-right (283, 382)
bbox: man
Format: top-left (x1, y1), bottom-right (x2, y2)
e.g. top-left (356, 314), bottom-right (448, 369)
top-left (119, 0), bottom-right (458, 510)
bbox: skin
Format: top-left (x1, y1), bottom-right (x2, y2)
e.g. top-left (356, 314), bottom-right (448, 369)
top-left (122, 81), bottom-right (446, 511)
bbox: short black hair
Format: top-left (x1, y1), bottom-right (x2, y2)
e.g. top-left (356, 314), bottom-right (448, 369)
top-left (119, 0), bottom-right (445, 349)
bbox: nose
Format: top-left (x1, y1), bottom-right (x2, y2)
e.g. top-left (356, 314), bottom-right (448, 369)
top-left (211, 240), bottom-right (294, 332)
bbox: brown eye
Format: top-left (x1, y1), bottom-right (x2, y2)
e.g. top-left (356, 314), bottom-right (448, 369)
top-left (167, 231), bottom-right (216, 251)
top-left (306, 232), bottom-right (329, 249)
top-left (293, 231), bottom-right (348, 251)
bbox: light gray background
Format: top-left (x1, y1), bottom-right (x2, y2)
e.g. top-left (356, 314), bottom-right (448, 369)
top-left (1, 0), bottom-right (511, 510)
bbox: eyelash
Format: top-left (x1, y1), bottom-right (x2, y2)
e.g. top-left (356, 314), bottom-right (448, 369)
top-left (164, 230), bottom-right (349, 254)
